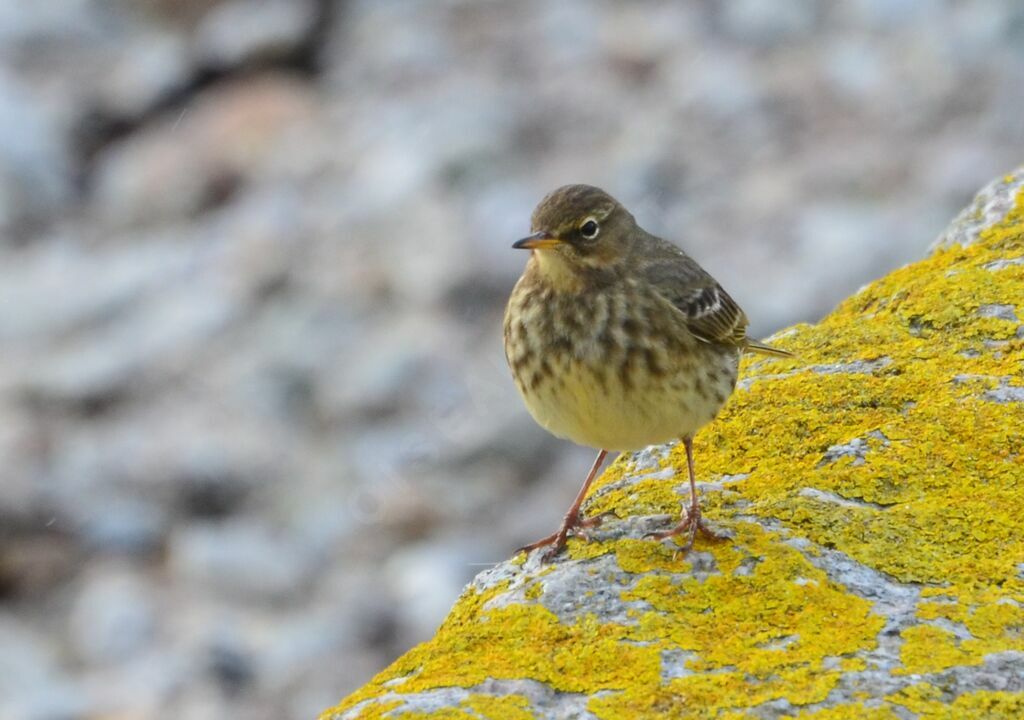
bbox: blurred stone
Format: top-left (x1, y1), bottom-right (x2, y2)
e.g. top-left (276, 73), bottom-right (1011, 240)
top-left (506, 443), bottom-right (600, 547)
top-left (254, 608), bottom-right (363, 702)
top-left (142, 0), bottom-right (231, 27)
top-left (794, 202), bottom-right (905, 316)
top-left (168, 520), bottom-right (319, 603)
top-left (461, 180), bottom-right (538, 290)
top-left (0, 0), bottom-right (94, 44)
top-left (0, 534), bottom-right (78, 599)
top-left (24, 273), bottom-right (238, 407)
top-left (72, 495), bottom-right (167, 555)
top-left (318, 318), bottom-right (441, 421)
top-left (208, 640), bottom-right (256, 696)
top-left (97, 31), bottom-right (192, 118)
top-left (844, 0), bottom-right (946, 28)
top-left (716, 0), bottom-right (818, 44)
top-left (676, 50), bottom-right (762, 117)
top-left (919, 141), bottom-right (1006, 207)
top-left (68, 565), bottom-right (157, 665)
top-left (0, 615), bottom-right (87, 720)
top-left (0, 411), bottom-right (40, 521)
top-left (76, 647), bottom-right (193, 720)
top-left (0, 236), bottom-right (186, 344)
top-left (91, 74), bottom-right (318, 228)
top-left (195, 0), bottom-right (318, 69)
top-left (384, 537), bottom-right (491, 642)
top-left (174, 462), bottom-right (251, 520)
top-left (0, 71), bottom-right (70, 239)
top-left (823, 39), bottom-right (886, 101)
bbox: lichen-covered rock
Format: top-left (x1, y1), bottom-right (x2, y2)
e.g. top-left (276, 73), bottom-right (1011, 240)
top-left (324, 169), bottom-right (1024, 720)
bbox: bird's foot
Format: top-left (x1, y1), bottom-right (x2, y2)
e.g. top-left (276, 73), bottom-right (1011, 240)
top-left (517, 513), bottom-right (608, 563)
top-left (645, 503), bottom-right (724, 553)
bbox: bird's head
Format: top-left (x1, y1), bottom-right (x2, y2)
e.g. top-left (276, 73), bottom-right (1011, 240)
top-left (513, 185), bottom-right (638, 279)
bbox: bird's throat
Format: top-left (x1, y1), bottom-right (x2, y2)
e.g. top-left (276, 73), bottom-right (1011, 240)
top-left (532, 250), bottom-right (585, 293)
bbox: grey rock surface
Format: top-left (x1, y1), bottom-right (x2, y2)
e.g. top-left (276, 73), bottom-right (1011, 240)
top-left (932, 166), bottom-right (1024, 251)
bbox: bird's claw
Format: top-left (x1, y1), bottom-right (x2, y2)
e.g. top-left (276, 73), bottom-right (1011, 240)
top-left (645, 505), bottom-right (724, 553)
top-left (516, 513), bottom-right (609, 562)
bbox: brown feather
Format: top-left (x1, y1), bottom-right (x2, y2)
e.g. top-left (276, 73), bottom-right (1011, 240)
top-left (743, 339), bottom-right (794, 358)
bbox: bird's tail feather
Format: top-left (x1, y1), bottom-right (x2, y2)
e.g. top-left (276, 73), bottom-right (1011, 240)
top-left (744, 339), bottom-right (794, 358)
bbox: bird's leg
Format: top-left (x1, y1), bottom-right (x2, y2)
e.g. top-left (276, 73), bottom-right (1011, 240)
top-left (646, 436), bottom-right (724, 551)
top-left (517, 450), bottom-right (610, 562)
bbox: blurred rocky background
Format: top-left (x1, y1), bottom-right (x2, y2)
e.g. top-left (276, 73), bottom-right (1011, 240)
top-left (0, 1), bottom-right (1022, 718)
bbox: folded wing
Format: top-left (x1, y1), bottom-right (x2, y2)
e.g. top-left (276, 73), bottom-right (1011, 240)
top-left (637, 239), bottom-right (792, 357)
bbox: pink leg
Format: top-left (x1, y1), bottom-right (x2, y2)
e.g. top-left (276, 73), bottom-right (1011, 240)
top-left (517, 450), bottom-right (610, 562)
top-left (646, 436), bottom-right (724, 552)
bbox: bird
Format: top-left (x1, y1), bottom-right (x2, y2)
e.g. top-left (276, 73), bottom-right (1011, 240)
top-left (503, 184), bottom-right (792, 562)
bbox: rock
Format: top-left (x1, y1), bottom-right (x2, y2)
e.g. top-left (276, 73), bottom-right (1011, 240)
top-left (0, 0), bottom-right (94, 42)
top-left (168, 520), bottom-right (320, 603)
top-left (90, 73), bottom-right (319, 229)
top-left (0, 410), bottom-right (41, 520)
top-left (0, 71), bottom-right (71, 239)
top-left (67, 564), bottom-right (157, 664)
top-left (317, 317), bottom-right (444, 421)
top-left (0, 234), bottom-right (186, 345)
top-left (194, 0), bottom-right (318, 69)
top-left (715, 0), bottom-right (819, 45)
top-left (932, 169), bottom-right (1024, 252)
top-left (96, 30), bottom-right (192, 118)
top-left (72, 495), bottom-right (167, 555)
top-left (0, 533), bottom-right (80, 599)
top-left (142, 0), bottom-right (230, 27)
top-left (843, 0), bottom-right (946, 29)
top-left (207, 639), bottom-right (257, 695)
top-left (21, 258), bottom-right (239, 406)
top-left (0, 614), bottom-right (87, 720)
top-left (823, 38), bottom-right (886, 101)
top-left (322, 168), bottom-right (1024, 718)
top-left (0, 2), bottom-right (198, 174)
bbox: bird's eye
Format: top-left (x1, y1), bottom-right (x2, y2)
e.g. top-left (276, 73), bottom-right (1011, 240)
top-left (579, 219), bottom-right (599, 239)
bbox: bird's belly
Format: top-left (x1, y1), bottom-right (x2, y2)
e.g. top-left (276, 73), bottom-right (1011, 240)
top-left (520, 354), bottom-right (737, 452)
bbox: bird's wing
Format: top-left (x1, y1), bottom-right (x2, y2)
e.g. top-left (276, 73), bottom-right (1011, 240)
top-left (637, 239), bottom-right (750, 347)
top-left (666, 282), bottom-right (749, 346)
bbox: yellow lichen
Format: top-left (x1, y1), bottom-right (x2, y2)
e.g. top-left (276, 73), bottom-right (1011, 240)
top-left (889, 684), bottom-right (1024, 719)
top-left (522, 581), bottom-right (543, 600)
top-left (322, 183), bottom-right (1024, 719)
top-left (938, 692), bottom-right (1024, 719)
top-left (589, 665), bottom-right (844, 719)
top-left (916, 599), bottom-right (969, 624)
top-left (378, 603), bottom-right (661, 696)
top-left (460, 694), bottom-right (535, 720)
top-left (335, 700), bottom-right (404, 720)
top-left (896, 624), bottom-right (975, 675)
top-left (391, 709), bottom-right (474, 720)
top-left (621, 524), bottom-right (883, 676)
top-left (887, 682), bottom-right (945, 713)
top-left (567, 536), bottom-right (692, 573)
top-left (784, 704), bottom-right (901, 719)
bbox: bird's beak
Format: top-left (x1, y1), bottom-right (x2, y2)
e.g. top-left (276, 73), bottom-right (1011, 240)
top-left (512, 231), bottom-right (562, 250)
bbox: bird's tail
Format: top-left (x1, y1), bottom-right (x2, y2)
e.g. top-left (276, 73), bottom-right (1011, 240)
top-left (744, 338), bottom-right (794, 358)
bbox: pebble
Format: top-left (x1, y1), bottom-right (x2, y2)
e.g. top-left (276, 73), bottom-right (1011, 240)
top-left (0, 71), bottom-right (70, 239)
top-left (195, 0), bottom-right (319, 69)
top-left (168, 520), bottom-right (319, 603)
top-left (67, 565), bottom-right (157, 664)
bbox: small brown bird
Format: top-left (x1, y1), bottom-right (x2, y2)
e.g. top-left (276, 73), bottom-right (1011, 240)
top-left (504, 185), bottom-right (791, 561)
